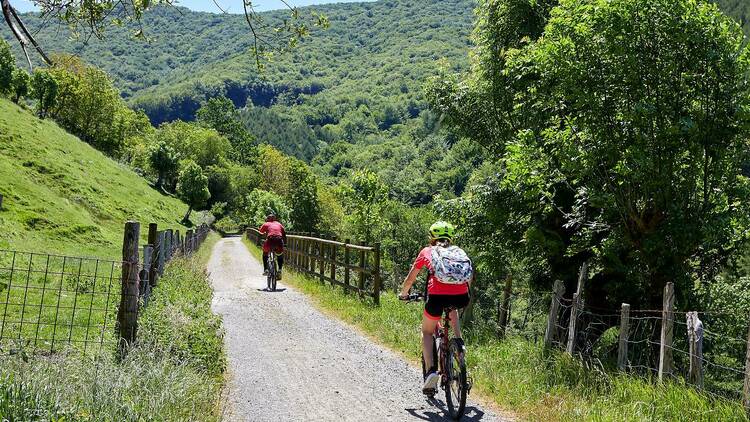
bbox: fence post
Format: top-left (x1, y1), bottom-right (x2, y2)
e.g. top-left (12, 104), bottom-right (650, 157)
top-left (186, 230), bottom-right (194, 254)
top-left (659, 282), bottom-right (675, 382)
top-left (141, 245), bottom-right (153, 304)
top-left (117, 221), bottom-right (140, 355)
top-left (358, 242), bottom-right (366, 298)
top-left (0, 193), bottom-right (3, 210)
top-left (743, 311), bottom-right (750, 414)
top-left (147, 223), bottom-right (158, 287)
top-left (331, 238), bottom-right (337, 286)
top-left (687, 311), bottom-right (704, 387)
top-left (544, 280), bottom-right (565, 349)
top-left (498, 276), bottom-right (513, 337)
top-left (157, 231), bottom-right (165, 276)
top-left (566, 261), bottom-right (589, 355)
top-left (319, 236), bottom-right (325, 283)
top-left (165, 229), bottom-right (173, 261)
top-left (617, 303), bottom-right (630, 371)
top-left (373, 242), bottom-right (381, 305)
top-left (344, 239), bottom-right (351, 293)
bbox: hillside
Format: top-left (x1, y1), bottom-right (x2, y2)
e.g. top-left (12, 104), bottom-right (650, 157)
top-left (3, 0), bottom-right (474, 160)
top-left (0, 99), bottom-right (190, 257)
top-left (716, 0), bottom-right (750, 35)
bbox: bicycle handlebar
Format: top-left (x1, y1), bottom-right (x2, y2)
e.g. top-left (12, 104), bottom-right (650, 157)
top-left (399, 293), bottom-right (424, 302)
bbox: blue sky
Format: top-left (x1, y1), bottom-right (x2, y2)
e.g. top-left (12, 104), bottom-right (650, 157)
top-left (14, 0), bottom-right (374, 13)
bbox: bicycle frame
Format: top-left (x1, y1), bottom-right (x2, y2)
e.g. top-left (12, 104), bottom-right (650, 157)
top-left (435, 308), bottom-right (460, 386)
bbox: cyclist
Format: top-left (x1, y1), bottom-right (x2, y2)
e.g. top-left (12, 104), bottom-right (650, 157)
top-left (259, 214), bottom-right (287, 280)
top-left (399, 221), bottom-right (472, 395)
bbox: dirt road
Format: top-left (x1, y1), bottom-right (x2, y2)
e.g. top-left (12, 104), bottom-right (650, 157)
top-left (208, 236), bottom-right (504, 421)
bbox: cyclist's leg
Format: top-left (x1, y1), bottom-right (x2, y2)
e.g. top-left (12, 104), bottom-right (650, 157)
top-left (421, 315), bottom-right (439, 371)
top-left (448, 293), bottom-right (470, 339)
top-left (262, 240), bottom-right (271, 272)
top-left (277, 253), bottom-right (284, 271)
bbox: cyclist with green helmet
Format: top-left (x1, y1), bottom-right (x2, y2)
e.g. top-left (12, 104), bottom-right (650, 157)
top-left (399, 221), bottom-right (472, 395)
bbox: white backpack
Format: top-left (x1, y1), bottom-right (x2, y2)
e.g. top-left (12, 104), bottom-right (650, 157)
top-left (430, 245), bottom-right (473, 285)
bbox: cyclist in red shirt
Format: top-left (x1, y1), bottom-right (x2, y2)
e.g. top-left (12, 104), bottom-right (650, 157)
top-left (399, 221), bottom-right (471, 394)
top-left (259, 214), bottom-right (287, 279)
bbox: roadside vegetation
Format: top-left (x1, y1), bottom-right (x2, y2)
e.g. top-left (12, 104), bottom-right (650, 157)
top-left (0, 233), bottom-right (224, 421)
top-left (245, 240), bottom-right (746, 421)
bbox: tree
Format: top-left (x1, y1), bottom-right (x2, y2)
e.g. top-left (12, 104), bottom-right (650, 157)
top-left (155, 121), bottom-right (232, 169)
top-left (341, 169), bottom-right (389, 244)
top-left (197, 96), bottom-right (257, 165)
top-left (177, 160), bottom-right (210, 224)
top-left (30, 68), bottom-right (57, 118)
top-left (241, 189), bottom-right (292, 229)
top-left (10, 67), bottom-right (29, 103)
top-left (0, 38), bottom-right (13, 95)
top-left (148, 141), bottom-right (180, 192)
top-left (431, 0), bottom-right (750, 310)
top-left (288, 160), bottom-right (320, 232)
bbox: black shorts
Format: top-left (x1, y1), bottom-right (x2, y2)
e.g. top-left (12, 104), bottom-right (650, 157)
top-left (424, 293), bottom-right (470, 320)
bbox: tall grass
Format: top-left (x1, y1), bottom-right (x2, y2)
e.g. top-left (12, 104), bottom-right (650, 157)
top-left (0, 233), bottom-right (225, 421)
top-left (242, 239), bottom-right (748, 421)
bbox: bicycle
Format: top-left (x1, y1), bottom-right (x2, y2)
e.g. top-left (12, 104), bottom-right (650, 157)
top-left (266, 251), bottom-right (278, 292)
top-left (401, 293), bottom-right (472, 420)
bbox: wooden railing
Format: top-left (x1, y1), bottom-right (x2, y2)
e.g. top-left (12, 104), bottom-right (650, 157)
top-left (247, 229), bottom-right (382, 305)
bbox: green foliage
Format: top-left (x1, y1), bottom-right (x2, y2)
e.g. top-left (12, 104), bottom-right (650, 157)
top-left (177, 160), bottom-right (210, 222)
top-left (148, 140), bottom-right (180, 190)
top-left (241, 189), bottom-right (292, 229)
top-left (0, 39), bottom-right (12, 96)
top-left (433, 0), bottom-right (750, 311)
top-left (139, 241), bottom-right (225, 378)
top-left (9, 68), bottom-right (30, 103)
top-left (340, 169), bottom-right (388, 244)
top-left (30, 69), bottom-right (58, 118)
top-left (197, 96), bottom-right (257, 165)
top-left (154, 121), bottom-right (232, 169)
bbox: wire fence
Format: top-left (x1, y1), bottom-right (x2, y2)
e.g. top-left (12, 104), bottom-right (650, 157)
top-left (0, 223), bottom-right (210, 358)
top-left (496, 265), bottom-right (750, 411)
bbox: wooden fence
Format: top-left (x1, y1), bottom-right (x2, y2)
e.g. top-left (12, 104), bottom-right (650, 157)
top-left (246, 229), bottom-right (382, 305)
top-left (117, 221), bottom-right (209, 354)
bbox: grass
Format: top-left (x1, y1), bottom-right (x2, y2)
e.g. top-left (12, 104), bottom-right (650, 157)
top-left (242, 238), bottom-right (748, 421)
top-left (0, 98), bottom-right (190, 258)
top-left (0, 232), bottom-right (225, 421)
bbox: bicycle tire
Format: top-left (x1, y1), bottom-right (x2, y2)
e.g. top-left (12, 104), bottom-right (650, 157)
top-left (444, 338), bottom-right (467, 420)
top-left (267, 255), bottom-right (275, 291)
top-left (271, 261), bottom-right (277, 291)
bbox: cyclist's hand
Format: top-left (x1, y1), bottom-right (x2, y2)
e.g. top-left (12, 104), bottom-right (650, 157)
top-left (398, 293), bottom-right (410, 301)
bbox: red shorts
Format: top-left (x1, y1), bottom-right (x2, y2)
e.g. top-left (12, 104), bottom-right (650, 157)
top-left (263, 236), bottom-right (284, 254)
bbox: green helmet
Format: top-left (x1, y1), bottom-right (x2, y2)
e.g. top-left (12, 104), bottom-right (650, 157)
top-left (429, 221), bottom-right (455, 241)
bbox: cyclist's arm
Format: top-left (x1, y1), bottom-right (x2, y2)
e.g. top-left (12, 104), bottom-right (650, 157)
top-left (259, 223), bottom-right (268, 236)
top-left (399, 264), bottom-right (421, 298)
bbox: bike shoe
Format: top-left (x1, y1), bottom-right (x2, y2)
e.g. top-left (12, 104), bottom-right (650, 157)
top-left (262, 270), bottom-right (269, 276)
top-left (277, 270), bottom-right (282, 280)
top-left (423, 372), bottom-right (439, 394)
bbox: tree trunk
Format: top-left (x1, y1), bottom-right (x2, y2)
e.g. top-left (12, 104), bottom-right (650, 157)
top-left (182, 206), bottom-right (192, 224)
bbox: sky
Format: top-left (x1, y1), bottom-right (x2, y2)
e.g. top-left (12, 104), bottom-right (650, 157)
top-left (13, 0), bottom-right (375, 14)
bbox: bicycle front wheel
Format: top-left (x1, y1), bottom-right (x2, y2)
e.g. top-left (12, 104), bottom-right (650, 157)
top-left (267, 261), bottom-right (275, 291)
top-left (444, 338), bottom-right (467, 420)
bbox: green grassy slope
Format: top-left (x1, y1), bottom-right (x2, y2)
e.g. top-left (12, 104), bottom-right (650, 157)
top-left (0, 99), bottom-right (189, 258)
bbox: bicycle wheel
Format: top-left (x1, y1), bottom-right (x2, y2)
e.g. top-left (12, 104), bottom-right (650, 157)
top-left (271, 261), bottom-right (277, 291)
top-left (267, 257), bottom-right (275, 291)
top-left (444, 338), bottom-right (467, 420)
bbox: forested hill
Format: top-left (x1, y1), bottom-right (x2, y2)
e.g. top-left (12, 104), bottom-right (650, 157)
top-left (716, 0), bottom-right (750, 35)
top-left (5, 0), bottom-right (473, 160)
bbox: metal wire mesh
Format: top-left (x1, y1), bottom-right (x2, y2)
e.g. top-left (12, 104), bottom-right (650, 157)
top-left (0, 250), bottom-right (120, 356)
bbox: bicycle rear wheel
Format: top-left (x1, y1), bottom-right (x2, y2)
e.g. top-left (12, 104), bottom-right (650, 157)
top-left (271, 261), bottom-right (277, 291)
top-left (444, 338), bottom-right (467, 420)
top-left (267, 256), bottom-right (275, 291)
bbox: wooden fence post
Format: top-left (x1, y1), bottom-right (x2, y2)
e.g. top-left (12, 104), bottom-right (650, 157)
top-left (147, 223), bottom-right (158, 287)
top-left (331, 238), bottom-right (337, 286)
top-left (319, 236), bottom-right (325, 284)
top-left (544, 280), bottom-right (565, 349)
top-left (358, 242), bottom-right (366, 297)
top-left (498, 276), bottom-right (513, 337)
top-left (742, 311), bottom-right (750, 414)
top-left (165, 229), bottom-right (173, 261)
top-left (373, 242), bottom-right (381, 305)
top-left (566, 261), bottom-right (589, 355)
top-left (0, 193), bottom-right (3, 210)
top-left (659, 282), bottom-right (675, 382)
top-left (117, 221), bottom-right (140, 355)
top-left (617, 303), bottom-right (630, 371)
top-left (157, 231), bottom-right (165, 276)
top-left (186, 230), bottom-right (194, 254)
top-left (141, 245), bottom-right (153, 304)
top-left (344, 239), bottom-right (351, 293)
top-left (687, 311), bottom-right (704, 387)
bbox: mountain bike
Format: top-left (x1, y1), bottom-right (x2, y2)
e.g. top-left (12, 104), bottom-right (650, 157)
top-left (401, 293), bottom-right (471, 420)
top-left (266, 251), bottom-right (278, 291)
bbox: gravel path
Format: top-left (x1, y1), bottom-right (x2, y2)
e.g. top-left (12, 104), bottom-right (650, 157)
top-left (208, 236), bottom-right (506, 422)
